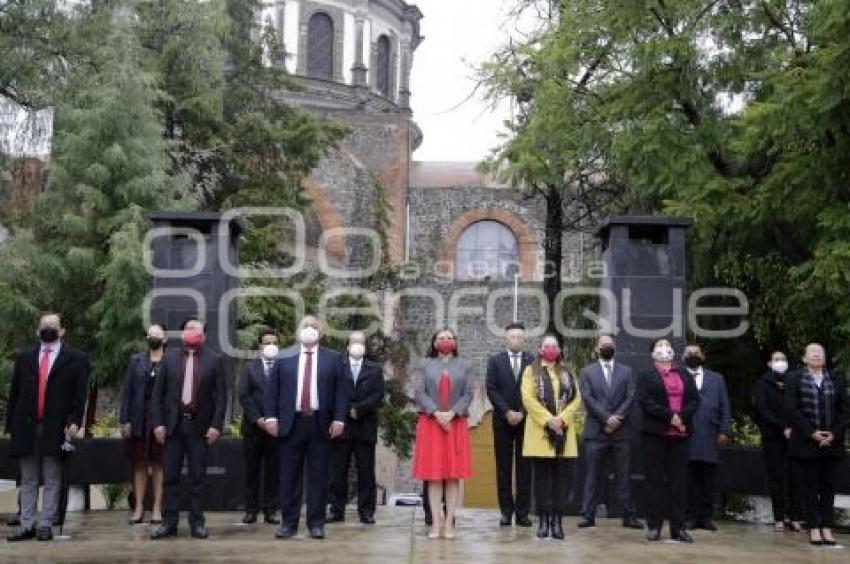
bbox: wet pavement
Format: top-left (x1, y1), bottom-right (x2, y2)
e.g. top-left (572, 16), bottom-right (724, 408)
top-left (0, 507), bottom-right (846, 563)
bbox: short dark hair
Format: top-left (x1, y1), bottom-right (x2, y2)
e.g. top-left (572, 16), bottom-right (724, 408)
top-left (258, 326), bottom-right (278, 344)
top-left (649, 337), bottom-right (672, 352)
top-left (147, 323), bottom-right (167, 333)
top-left (180, 317), bottom-right (206, 332)
top-left (427, 327), bottom-right (458, 358)
top-left (596, 332), bottom-right (615, 344)
top-left (504, 322), bottom-right (526, 332)
top-left (38, 311), bottom-right (64, 328)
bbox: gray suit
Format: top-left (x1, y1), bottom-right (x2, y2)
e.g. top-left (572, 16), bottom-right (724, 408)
top-left (413, 357), bottom-right (474, 416)
top-left (579, 360), bottom-right (636, 521)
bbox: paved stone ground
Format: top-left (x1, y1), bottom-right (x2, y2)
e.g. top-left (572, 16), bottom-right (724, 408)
top-left (1, 507), bottom-right (847, 563)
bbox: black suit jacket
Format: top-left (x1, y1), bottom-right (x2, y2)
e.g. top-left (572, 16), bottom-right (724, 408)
top-left (486, 351), bottom-right (533, 426)
top-left (239, 358), bottom-right (271, 437)
top-left (637, 365), bottom-right (700, 437)
top-left (785, 370), bottom-right (850, 460)
top-left (339, 357), bottom-right (385, 444)
top-left (5, 343), bottom-right (89, 457)
top-left (151, 347), bottom-right (228, 436)
top-left (119, 352), bottom-right (163, 437)
top-left (263, 346), bottom-right (348, 440)
top-left (580, 360), bottom-right (635, 441)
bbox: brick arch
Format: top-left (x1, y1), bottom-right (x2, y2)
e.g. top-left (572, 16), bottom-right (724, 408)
top-left (302, 177), bottom-right (346, 259)
top-left (440, 209), bottom-right (537, 281)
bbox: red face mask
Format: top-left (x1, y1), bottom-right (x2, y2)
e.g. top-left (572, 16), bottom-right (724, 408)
top-left (539, 345), bottom-right (560, 362)
top-left (182, 329), bottom-right (205, 349)
top-left (435, 337), bottom-right (456, 355)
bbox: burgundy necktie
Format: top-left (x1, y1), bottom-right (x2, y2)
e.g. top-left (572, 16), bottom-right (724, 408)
top-left (300, 350), bottom-right (313, 413)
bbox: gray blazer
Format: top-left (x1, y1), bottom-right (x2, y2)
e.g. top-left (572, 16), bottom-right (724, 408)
top-left (688, 368), bottom-right (732, 464)
top-left (413, 357), bottom-right (474, 417)
top-left (580, 360), bottom-right (635, 441)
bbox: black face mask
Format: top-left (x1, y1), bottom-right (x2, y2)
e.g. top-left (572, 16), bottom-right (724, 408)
top-left (598, 346), bottom-right (615, 361)
top-left (683, 355), bottom-right (704, 369)
top-left (147, 338), bottom-right (164, 350)
top-left (39, 327), bottom-right (60, 343)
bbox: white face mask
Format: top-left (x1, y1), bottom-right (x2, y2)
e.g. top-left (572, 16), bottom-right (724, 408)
top-left (770, 360), bottom-right (788, 374)
top-left (652, 346), bottom-right (675, 362)
top-left (262, 344), bottom-right (279, 360)
top-left (349, 343), bottom-right (365, 359)
top-left (300, 327), bottom-right (319, 345)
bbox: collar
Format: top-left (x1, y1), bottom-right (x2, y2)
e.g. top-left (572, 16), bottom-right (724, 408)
top-left (39, 341), bottom-right (61, 353)
top-left (349, 356), bottom-right (363, 365)
top-left (687, 366), bottom-right (704, 377)
top-left (301, 345), bottom-right (318, 355)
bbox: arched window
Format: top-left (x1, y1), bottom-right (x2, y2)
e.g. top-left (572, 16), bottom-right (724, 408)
top-left (307, 12), bottom-right (334, 79)
top-left (456, 221), bottom-right (519, 281)
top-left (376, 35), bottom-right (391, 98)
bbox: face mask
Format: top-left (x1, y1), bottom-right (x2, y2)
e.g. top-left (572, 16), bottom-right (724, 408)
top-left (436, 338), bottom-right (456, 355)
top-left (540, 346), bottom-right (560, 363)
top-left (349, 343), bottom-right (366, 359)
top-left (770, 360), bottom-right (788, 374)
top-left (147, 338), bottom-right (164, 350)
top-left (652, 346), bottom-right (675, 362)
top-left (182, 329), bottom-right (205, 349)
top-left (39, 327), bottom-right (60, 343)
top-left (598, 346), bottom-right (615, 361)
top-left (683, 354), bottom-right (703, 369)
top-left (262, 344), bottom-right (279, 360)
top-left (300, 327), bottom-right (319, 345)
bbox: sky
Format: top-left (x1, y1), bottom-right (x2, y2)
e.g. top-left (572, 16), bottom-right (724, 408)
top-left (409, 0), bottom-right (517, 163)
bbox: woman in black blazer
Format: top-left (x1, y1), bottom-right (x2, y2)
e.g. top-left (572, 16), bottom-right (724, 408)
top-left (119, 324), bottom-right (167, 525)
top-left (638, 338), bottom-right (700, 543)
top-left (784, 344), bottom-right (850, 546)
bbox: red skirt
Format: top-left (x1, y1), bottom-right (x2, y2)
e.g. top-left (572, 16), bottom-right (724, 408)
top-left (412, 414), bottom-right (472, 481)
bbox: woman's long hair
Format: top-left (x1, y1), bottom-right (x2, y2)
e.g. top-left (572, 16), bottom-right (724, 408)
top-left (426, 327), bottom-right (459, 358)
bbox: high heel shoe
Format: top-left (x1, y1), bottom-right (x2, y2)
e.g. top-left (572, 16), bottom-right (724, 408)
top-left (821, 529), bottom-right (837, 546)
top-left (809, 529), bottom-right (823, 545)
top-left (128, 513), bottom-right (145, 525)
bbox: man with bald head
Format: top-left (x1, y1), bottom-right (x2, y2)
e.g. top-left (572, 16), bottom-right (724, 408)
top-left (263, 316), bottom-right (348, 540)
top-left (328, 331), bottom-right (385, 524)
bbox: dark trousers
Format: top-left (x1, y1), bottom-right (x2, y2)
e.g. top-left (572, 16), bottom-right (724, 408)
top-left (793, 457), bottom-right (839, 529)
top-left (762, 436), bottom-right (800, 522)
top-left (642, 434), bottom-right (689, 533)
top-left (328, 439), bottom-right (377, 519)
top-left (532, 458), bottom-right (572, 515)
top-left (687, 460), bottom-right (717, 523)
top-left (279, 414), bottom-right (331, 530)
top-left (243, 430), bottom-right (279, 513)
top-left (493, 421), bottom-right (531, 519)
top-left (162, 417), bottom-right (208, 528)
top-left (581, 438), bottom-right (634, 520)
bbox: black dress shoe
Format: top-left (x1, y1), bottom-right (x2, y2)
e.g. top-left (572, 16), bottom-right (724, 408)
top-left (646, 528), bottom-right (661, 541)
top-left (536, 513), bottom-right (550, 539)
top-left (150, 525), bottom-right (178, 540)
top-left (499, 514), bottom-right (512, 527)
top-left (672, 529), bottom-right (694, 543)
top-left (275, 526), bottom-right (296, 539)
top-left (551, 514), bottom-right (565, 540)
top-left (190, 525), bottom-right (209, 539)
top-left (360, 515), bottom-right (376, 524)
top-left (327, 513), bottom-right (345, 523)
top-left (700, 520), bottom-right (717, 531)
top-left (36, 527), bottom-right (53, 541)
top-left (242, 512), bottom-right (258, 524)
top-left (263, 512), bottom-right (280, 525)
top-left (577, 517), bottom-right (596, 528)
top-left (516, 515), bottom-right (533, 527)
top-left (623, 517), bottom-right (644, 529)
top-left (6, 516), bottom-right (21, 527)
top-left (6, 528), bottom-right (36, 542)
top-left (309, 526), bottom-right (325, 539)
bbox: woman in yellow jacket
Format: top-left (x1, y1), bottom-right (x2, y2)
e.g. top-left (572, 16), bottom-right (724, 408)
top-left (521, 334), bottom-right (581, 540)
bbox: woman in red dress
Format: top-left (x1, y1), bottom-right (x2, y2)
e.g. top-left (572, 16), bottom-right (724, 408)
top-left (412, 328), bottom-right (473, 539)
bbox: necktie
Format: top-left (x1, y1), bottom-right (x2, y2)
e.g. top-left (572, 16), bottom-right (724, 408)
top-left (182, 351), bottom-right (195, 405)
top-left (300, 351), bottom-right (313, 413)
top-left (603, 363), bottom-right (611, 388)
top-left (264, 360), bottom-right (273, 378)
top-left (37, 347), bottom-right (52, 421)
top-left (511, 354), bottom-right (520, 380)
top-left (352, 361), bottom-right (360, 384)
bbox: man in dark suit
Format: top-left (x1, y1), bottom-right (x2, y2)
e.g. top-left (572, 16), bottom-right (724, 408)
top-left (577, 334), bottom-right (642, 529)
top-left (239, 327), bottom-right (281, 525)
top-left (328, 331), bottom-right (385, 524)
top-left (150, 318), bottom-right (228, 540)
top-left (485, 322), bottom-right (534, 527)
top-left (263, 316), bottom-right (348, 540)
top-left (6, 312), bottom-right (89, 542)
top-left (683, 344), bottom-right (731, 531)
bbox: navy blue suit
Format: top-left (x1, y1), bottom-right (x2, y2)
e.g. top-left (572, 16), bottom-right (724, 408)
top-left (264, 346), bottom-right (348, 530)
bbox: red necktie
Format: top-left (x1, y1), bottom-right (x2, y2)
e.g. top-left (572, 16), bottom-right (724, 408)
top-left (37, 347), bottom-right (52, 421)
top-left (300, 350), bottom-right (313, 414)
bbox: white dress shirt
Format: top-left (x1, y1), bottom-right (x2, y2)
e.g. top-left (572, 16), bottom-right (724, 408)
top-left (39, 341), bottom-right (62, 376)
top-left (598, 359), bottom-right (614, 386)
top-left (689, 366), bottom-right (704, 390)
top-left (349, 357), bottom-right (362, 384)
top-left (295, 345), bottom-right (320, 411)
